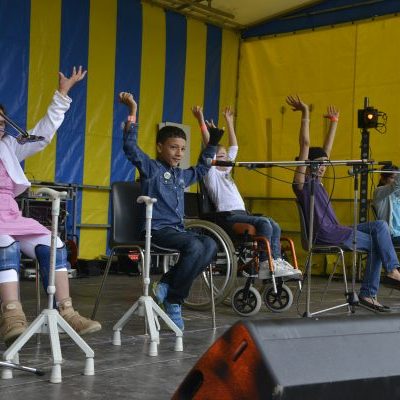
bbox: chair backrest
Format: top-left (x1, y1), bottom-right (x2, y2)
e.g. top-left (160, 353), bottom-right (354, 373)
top-left (198, 179), bottom-right (217, 216)
top-left (184, 192), bottom-right (201, 218)
top-left (110, 181), bottom-right (143, 247)
top-left (295, 201), bottom-right (310, 251)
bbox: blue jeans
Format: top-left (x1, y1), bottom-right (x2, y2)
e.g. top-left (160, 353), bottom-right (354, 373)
top-left (342, 220), bottom-right (400, 298)
top-left (392, 236), bottom-right (400, 246)
top-left (151, 228), bottom-right (218, 304)
top-left (224, 213), bottom-right (281, 261)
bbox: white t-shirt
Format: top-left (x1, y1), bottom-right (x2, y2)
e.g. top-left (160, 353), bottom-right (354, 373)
top-left (204, 145), bottom-right (245, 212)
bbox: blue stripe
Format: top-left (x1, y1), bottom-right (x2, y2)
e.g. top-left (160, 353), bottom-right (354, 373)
top-left (203, 25), bottom-right (222, 125)
top-left (243, 0), bottom-right (400, 38)
top-left (0, 0), bottom-right (31, 166)
top-left (110, 0), bottom-right (142, 184)
top-left (56, 0), bottom-right (90, 240)
top-left (162, 11), bottom-right (187, 123)
top-left (108, 0), bottom-right (143, 253)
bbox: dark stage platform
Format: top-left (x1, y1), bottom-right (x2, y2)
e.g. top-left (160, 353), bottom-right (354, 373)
top-left (1, 274), bottom-right (400, 399)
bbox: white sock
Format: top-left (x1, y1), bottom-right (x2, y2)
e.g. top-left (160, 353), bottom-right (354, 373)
top-left (0, 269), bottom-right (18, 283)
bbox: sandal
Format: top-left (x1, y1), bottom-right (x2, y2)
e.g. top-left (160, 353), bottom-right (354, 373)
top-left (358, 297), bottom-right (391, 313)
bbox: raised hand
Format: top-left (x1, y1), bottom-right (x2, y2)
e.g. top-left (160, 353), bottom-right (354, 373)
top-left (191, 106), bottom-right (205, 124)
top-left (119, 92), bottom-right (137, 114)
top-left (286, 95), bottom-right (308, 112)
top-left (58, 66), bottom-right (87, 96)
top-left (222, 106), bottom-right (234, 126)
top-left (323, 105), bottom-right (339, 122)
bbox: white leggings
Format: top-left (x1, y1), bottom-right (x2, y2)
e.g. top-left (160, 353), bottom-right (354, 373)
top-left (0, 234), bottom-right (66, 284)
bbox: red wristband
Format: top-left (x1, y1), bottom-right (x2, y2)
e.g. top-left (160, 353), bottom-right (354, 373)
top-left (329, 116), bottom-right (339, 122)
top-left (127, 115), bottom-right (136, 123)
top-left (200, 123), bottom-right (207, 132)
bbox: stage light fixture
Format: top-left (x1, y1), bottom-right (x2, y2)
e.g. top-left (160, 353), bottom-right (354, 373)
top-left (358, 106), bottom-right (379, 129)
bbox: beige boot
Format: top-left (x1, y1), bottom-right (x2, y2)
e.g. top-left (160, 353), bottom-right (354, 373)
top-left (0, 300), bottom-right (28, 346)
top-left (58, 298), bottom-right (101, 335)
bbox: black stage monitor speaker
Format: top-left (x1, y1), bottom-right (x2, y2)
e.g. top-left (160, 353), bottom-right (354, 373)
top-left (173, 315), bottom-right (400, 400)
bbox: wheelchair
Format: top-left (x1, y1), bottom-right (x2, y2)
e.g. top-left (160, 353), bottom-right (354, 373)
top-left (217, 220), bottom-right (302, 316)
top-left (183, 188), bottom-right (302, 316)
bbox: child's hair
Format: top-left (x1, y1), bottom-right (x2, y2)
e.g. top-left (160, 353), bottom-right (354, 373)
top-left (156, 125), bottom-right (186, 144)
top-left (378, 164), bottom-right (398, 187)
top-left (0, 104), bottom-right (6, 114)
top-left (308, 147), bottom-right (328, 160)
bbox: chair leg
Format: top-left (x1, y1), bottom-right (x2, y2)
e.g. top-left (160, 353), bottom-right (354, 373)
top-left (208, 264), bottom-right (216, 329)
top-left (91, 252), bottom-right (114, 319)
top-left (321, 250), bottom-right (349, 304)
top-left (321, 254), bottom-right (341, 303)
top-left (162, 255), bottom-right (170, 274)
top-left (339, 249), bottom-right (349, 294)
top-left (35, 260), bottom-right (41, 345)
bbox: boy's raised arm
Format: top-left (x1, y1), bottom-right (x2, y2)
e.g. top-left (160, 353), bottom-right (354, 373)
top-left (222, 106), bottom-right (237, 147)
top-left (322, 105), bottom-right (339, 158)
top-left (192, 105), bottom-right (209, 146)
top-left (286, 95), bottom-right (310, 191)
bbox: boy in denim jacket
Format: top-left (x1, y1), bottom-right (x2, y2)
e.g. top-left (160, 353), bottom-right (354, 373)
top-left (119, 92), bottom-right (222, 329)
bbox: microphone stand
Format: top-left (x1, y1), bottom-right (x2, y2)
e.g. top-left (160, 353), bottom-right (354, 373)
top-left (348, 165), bottom-right (362, 308)
top-left (0, 110), bottom-right (29, 138)
top-left (0, 110), bottom-right (43, 143)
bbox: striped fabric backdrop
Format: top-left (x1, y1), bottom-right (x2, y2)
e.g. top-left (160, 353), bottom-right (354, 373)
top-left (0, 0), bottom-right (239, 258)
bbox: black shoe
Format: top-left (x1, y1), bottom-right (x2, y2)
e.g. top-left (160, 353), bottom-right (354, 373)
top-left (358, 297), bottom-right (391, 313)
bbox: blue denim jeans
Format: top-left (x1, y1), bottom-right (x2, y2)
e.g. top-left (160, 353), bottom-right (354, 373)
top-left (151, 227), bottom-right (218, 304)
top-left (392, 235), bottom-right (400, 246)
top-left (224, 213), bottom-right (281, 261)
top-left (342, 220), bottom-right (400, 298)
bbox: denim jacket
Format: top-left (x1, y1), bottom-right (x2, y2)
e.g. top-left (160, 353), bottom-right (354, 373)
top-left (123, 123), bottom-right (216, 231)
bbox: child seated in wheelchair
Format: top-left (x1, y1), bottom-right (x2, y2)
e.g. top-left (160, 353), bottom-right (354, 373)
top-left (192, 105), bottom-right (301, 281)
top-left (119, 92), bottom-right (223, 330)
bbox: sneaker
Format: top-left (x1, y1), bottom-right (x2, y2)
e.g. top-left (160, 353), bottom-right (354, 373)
top-left (164, 300), bottom-right (184, 330)
top-left (58, 298), bottom-right (102, 336)
top-left (274, 259), bottom-right (301, 277)
top-left (276, 258), bottom-right (303, 277)
top-left (258, 259), bottom-right (301, 279)
top-left (152, 281), bottom-right (169, 304)
top-left (0, 301), bottom-right (28, 346)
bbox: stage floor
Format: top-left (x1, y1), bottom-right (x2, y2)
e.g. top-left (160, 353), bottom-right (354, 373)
top-left (1, 273), bottom-right (400, 399)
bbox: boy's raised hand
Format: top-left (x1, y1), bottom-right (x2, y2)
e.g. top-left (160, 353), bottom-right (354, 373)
top-left (58, 66), bottom-right (87, 96)
top-left (191, 106), bottom-right (205, 124)
top-left (324, 105), bottom-right (339, 121)
top-left (119, 92), bottom-right (137, 114)
top-left (222, 106), bottom-right (234, 126)
top-left (286, 95), bottom-right (308, 112)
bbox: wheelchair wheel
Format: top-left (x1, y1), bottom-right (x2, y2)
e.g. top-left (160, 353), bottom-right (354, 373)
top-left (183, 219), bottom-right (237, 310)
top-left (231, 286), bottom-right (262, 316)
top-left (262, 283), bottom-right (293, 313)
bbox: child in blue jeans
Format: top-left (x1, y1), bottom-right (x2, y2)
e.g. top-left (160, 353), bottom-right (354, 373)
top-left (119, 92), bottom-right (222, 329)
